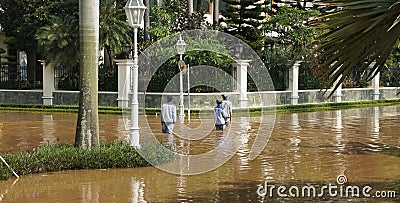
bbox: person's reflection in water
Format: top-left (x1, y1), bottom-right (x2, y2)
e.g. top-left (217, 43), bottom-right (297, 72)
top-left (159, 132), bottom-right (176, 152)
top-left (214, 130), bottom-right (225, 147)
top-left (131, 177), bottom-right (146, 203)
top-left (81, 183), bottom-right (100, 203)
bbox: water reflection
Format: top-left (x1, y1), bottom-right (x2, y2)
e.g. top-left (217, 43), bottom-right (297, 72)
top-left (334, 110), bottom-right (344, 152)
top-left (0, 112), bottom-right (127, 153)
top-left (0, 106), bottom-right (399, 202)
top-left (81, 182), bottom-right (100, 203)
top-left (131, 177), bottom-right (146, 203)
top-left (373, 106), bottom-right (380, 140)
top-left (41, 115), bottom-right (56, 145)
top-left (237, 117), bottom-right (250, 172)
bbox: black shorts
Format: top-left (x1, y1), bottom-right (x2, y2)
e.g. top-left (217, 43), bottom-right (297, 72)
top-left (215, 125), bottom-right (225, 131)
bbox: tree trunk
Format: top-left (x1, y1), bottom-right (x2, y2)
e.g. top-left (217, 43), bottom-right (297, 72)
top-left (302, 0), bottom-right (308, 10)
top-left (188, 0), bottom-right (193, 16)
top-left (75, 0), bottom-right (100, 149)
top-left (213, 0), bottom-right (219, 26)
top-left (144, 0), bottom-right (150, 42)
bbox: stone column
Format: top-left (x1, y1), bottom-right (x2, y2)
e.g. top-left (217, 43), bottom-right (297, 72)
top-left (332, 75), bottom-right (343, 103)
top-left (236, 60), bottom-right (251, 108)
top-left (372, 66), bottom-right (380, 100)
top-left (289, 61), bottom-right (300, 105)
top-left (41, 61), bottom-right (54, 105)
top-left (115, 59), bottom-right (133, 108)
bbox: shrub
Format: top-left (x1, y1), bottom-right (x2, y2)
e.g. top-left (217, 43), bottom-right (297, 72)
top-left (0, 142), bottom-right (174, 181)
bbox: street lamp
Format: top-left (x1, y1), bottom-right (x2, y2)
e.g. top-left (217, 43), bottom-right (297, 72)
top-left (122, 43), bottom-right (131, 59)
top-left (176, 34), bottom-right (186, 123)
top-left (233, 43), bottom-right (244, 60)
top-left (124, 0), bottom-right (146, 147)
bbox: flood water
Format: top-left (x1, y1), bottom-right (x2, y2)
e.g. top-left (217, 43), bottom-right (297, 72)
top-left (0, 106), bottom-right (399, 202)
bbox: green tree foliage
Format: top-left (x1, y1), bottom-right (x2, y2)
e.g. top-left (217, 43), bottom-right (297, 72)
top-left (100, 0), bottom-right (133, 65)
top-left (36, 16), bottom-right (79, 69)
top-left (381, 38), bottom-right (400, 86)
top-left (149, 0), bottom-right (204, 41)
top-left (0, 0), bottom-right (132, 68)
top-left (262, 4), bottom-right (321, 90)
top-left (312, 0), bottom-right (400, 92)
top-left (264, 5), bottom-right (320, 57)
top-left (221, 0), bottom-right (267, 52)
top-left (0, 0), bottom-right (78, 53)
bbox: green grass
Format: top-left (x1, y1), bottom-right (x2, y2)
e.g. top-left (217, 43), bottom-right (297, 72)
top-left (0, 142), bottom-right (175, 181)
top-left (1, 99), bottom-right (400, 115)
top-left (147, 99), bottom-right (400, 115)
top-left (271, 99), bottom-right (400, 113)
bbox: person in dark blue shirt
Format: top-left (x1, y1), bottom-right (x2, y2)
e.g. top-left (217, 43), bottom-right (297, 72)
top-left (213, 99), bottom-right (228, 131)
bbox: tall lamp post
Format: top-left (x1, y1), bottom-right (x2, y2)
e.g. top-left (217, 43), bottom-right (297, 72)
top-left (176, 34), bottom-right (186, 123)
top-left (124, 0), bottom-right (146, 147)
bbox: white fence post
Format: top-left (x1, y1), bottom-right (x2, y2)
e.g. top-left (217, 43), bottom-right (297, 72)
top-left (115, 59), bottom-right (133, 108)
top-left (41, 61), bottom-right (54, 105)
top-left (332, 75), bottom-right (343, 103)
top-left (289, 61), bottom-right (300, 105)
top-left (236, 60), bottom-right (251, 108)
top-left (371, 62), bottom-right (380, 100)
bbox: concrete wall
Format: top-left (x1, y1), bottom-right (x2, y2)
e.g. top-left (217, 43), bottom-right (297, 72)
top-left (53, 91), bottom-right (118, 106)
top-left (0, 87), bottom-right (399, 108)
top-left (0, 89), bottom-right (43, 104)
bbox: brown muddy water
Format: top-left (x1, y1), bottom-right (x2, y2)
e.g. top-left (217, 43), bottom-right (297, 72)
top-left (0, 106), bottom-right (399, 202)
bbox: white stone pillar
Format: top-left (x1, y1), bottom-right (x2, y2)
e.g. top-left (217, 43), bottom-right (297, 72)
top-left (289, 61), bottom-right (300, 105)
top-left (332, 75), bottom-right (343, 103)
top-left (236, 60), bottom-right (251, 108)
top-left (115, 59), bottom-right (133, 108)
top-left (41, 61), bottom-right (54, 105)
top-left (372, 71), bottom-right (380, 100)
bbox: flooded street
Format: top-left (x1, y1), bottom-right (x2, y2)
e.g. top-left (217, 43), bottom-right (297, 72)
top-left (0, 106), bottom-right (399, 202)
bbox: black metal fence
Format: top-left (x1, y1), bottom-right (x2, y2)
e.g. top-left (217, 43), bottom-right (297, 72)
top-left (0, 65), bottom-right (42, 89)
top-left (54, 64), bottom-right (117, 91)
top-left (1, 63), bottom-right (398, 91)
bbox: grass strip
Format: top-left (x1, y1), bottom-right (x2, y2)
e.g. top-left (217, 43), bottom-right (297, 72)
top-left (0, 99), bottom-right (399, 115)
top-left (0, 142), bottom-right (174, 181)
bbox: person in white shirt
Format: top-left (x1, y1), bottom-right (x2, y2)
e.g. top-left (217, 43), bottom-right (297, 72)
top-left (214, 99), bottom-right (228, 131)
top-left (221, 94), bottom-right (232, 126)
top-left (161, 95), bottom-right (176, 134)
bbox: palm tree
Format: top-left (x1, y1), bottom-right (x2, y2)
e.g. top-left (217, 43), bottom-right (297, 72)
top-left (99, 0), bottom-right (133, 65)
top-left (75, 0), bottom-right (100, 149)
top-left (144, 0), bottom-right (151, 41)
top-left (36, 16), bottom-right (79, 69)
top-left (312, 0), bottom-right (400, 91)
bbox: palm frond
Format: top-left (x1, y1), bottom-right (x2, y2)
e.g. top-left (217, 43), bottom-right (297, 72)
top-left (312, 0), bottom-right (400, 96)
